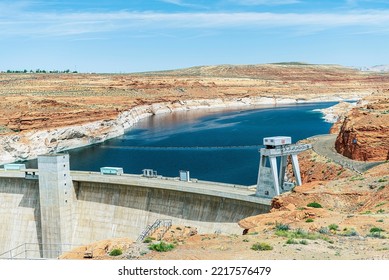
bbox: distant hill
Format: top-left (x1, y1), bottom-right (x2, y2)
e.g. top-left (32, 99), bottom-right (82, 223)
top-left (359, 65), bottom-right (389, 72)
top-left (138, 63), bottom-right (358, 79)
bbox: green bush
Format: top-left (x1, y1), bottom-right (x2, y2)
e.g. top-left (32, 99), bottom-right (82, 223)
top-left (148, 241), bottom-right (175, 252)
top-left (286, 238), bottom-right (298, 244)
top-left (370, 227), bottom-right (384, 233)
top-left (367, 227), bottom-right (386, 239)
top-left (340, 228), bottom-right (358, 237)
top-left (319, 227), bottom-right (329, 234)
top-left (299, 240), bottom-right (308, 245)
top-left (306, 218), bottom-right (314, 223)
top-left (328, 224), bottom-right (339, 231)
top-left (251, 242), bottom-right (273, 251)
top-left (143, 236), bottom-right (156, 243)
top-left (307, 202), bottom-right (322, 208)
top-left (275, 222), bottom-right (290, 231)
top-left (375, 202), bottom-right (386, 208)
top-left (109, 248), bottom-right (123, 256)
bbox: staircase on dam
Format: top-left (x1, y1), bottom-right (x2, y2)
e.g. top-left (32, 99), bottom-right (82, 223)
top-left (136, 219), bottom-right (172, 242)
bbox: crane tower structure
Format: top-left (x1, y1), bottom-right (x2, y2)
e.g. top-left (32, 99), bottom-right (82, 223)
top-left (256, 136), bottom-right (311, 198)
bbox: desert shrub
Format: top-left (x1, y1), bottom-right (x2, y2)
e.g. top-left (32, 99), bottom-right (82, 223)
top-left (143, 236), bottom-right (156, 243)
top-left (299, 240), bottom-right (308, 245)
top-left (366, 227), bottom-right (386, 238)
top-left (350, 176), bottom-right (365, 181)
top-left (340, 228), bottom-right (358, 237)
top-left (306, 218), bottom-right (314, 223)
top-left (319, 227), bottom-right (329, 234)
top-left (307, 202), bottom-right (322, 208)
top-left (251, 242), bottom-right (273, 251)
top-left (286, 239), bottom-right (298, 245)
top-left (328, 224), bottom-right (339, 231)
top-left (276, 228), bottom-right (332, 243)
top-left (148, 241), bottom-right (175, 252)
top-left (370, 227), bottom-right (384, 233)
top-left (275, 222), bottom-right (290, 231)
top-left (109, 248), bottom-right (123, 256)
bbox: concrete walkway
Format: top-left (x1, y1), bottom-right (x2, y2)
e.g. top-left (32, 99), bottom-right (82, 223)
top-left (71, 171), bottom-right (271, 205)
top-left (310, 134), bottom-right (384, 174)
top-left (0, 169), bottom-right (271, 206)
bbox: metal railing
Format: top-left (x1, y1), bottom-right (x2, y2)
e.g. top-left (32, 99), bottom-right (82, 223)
top-left (136, 219), bottom-right (172, 242)
top-left (0, 243), bottom-right (81, 260)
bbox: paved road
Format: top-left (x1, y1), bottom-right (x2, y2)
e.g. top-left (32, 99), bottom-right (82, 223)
top-left (310, 134), bottom-right (384, 174)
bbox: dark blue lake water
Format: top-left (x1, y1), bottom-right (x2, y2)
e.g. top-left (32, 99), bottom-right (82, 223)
top-left (26, 102), bottom-right (335, 185)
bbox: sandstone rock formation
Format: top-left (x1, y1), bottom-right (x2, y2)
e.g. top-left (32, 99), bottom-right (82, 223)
top-left (335, 91), bottom-right (389, 161)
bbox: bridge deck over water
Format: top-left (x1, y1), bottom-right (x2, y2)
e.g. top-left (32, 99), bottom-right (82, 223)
top-left (0, 169), bottom-right (271, 206)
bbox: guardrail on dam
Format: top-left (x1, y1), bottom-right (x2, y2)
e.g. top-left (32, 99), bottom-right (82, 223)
top-left (0, 154), bottom-right (271, 259)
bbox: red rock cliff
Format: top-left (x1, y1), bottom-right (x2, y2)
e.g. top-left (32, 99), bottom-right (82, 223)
top-left (335, 92), bottom-right (389, 161)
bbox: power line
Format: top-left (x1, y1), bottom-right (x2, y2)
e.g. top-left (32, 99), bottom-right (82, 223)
top-left (101, 145), bottom-right (263, 151)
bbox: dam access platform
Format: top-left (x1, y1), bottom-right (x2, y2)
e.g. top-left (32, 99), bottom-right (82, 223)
top-left (0, 154), bottom-right (271, 259)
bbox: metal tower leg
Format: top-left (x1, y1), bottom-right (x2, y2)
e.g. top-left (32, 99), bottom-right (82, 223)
top-left (279, 155), bottom-right (287, 189)
top-left (291, 154), bottom-right (302, 186)
top-left (269, 157), bottom-right (280, 196)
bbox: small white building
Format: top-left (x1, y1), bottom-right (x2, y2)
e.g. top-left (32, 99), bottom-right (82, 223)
top-left (4, 163), bottom-right (26, 171)
top-left (100, 167), bottom-right (124, 175)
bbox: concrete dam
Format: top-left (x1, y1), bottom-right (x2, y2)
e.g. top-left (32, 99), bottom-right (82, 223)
top-left (0, 154), bottom-right (271, 259)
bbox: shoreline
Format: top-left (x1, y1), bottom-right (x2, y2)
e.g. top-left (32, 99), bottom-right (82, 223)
top-left (0, 94), bottom-right (366, 165)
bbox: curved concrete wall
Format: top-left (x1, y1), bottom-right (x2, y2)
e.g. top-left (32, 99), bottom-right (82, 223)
top-left (72, 181), bottom-right (269, 245)
top-left (0, 176), bottom-right (270, 257)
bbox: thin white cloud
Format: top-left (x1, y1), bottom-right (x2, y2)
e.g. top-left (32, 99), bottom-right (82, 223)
top-left (160, 0), bottom-right (184, 5)
top-left (1, 8), bottom-right (389, 37)
top-left (227, 0), bottom-right (301, 6)
top-left (229, 0), bottom-right (301, 5)
top-left (159, 0), bottom-right (208, 9)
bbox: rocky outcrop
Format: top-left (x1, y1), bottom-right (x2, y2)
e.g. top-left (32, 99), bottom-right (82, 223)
top-left (335, 92), bottom-right (389, 161)
top-left (315, 101), bottom-right (356, 124)
top-left (238, 173), bottom-right (389, 235)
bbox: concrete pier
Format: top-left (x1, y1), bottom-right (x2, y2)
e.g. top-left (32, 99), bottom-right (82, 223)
top-left (37, 154), bottom-right (74, 258)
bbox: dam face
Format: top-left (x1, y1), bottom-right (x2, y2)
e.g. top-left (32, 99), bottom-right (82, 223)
top-left (0, 155), bottom-right (271, 258)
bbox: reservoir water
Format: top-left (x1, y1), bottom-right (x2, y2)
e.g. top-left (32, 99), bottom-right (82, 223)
top-left (26, 102), bottom-right (335, 185)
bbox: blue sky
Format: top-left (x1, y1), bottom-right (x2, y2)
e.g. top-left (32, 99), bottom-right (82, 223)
top-left (1, 0), bottom-right (388, 73)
